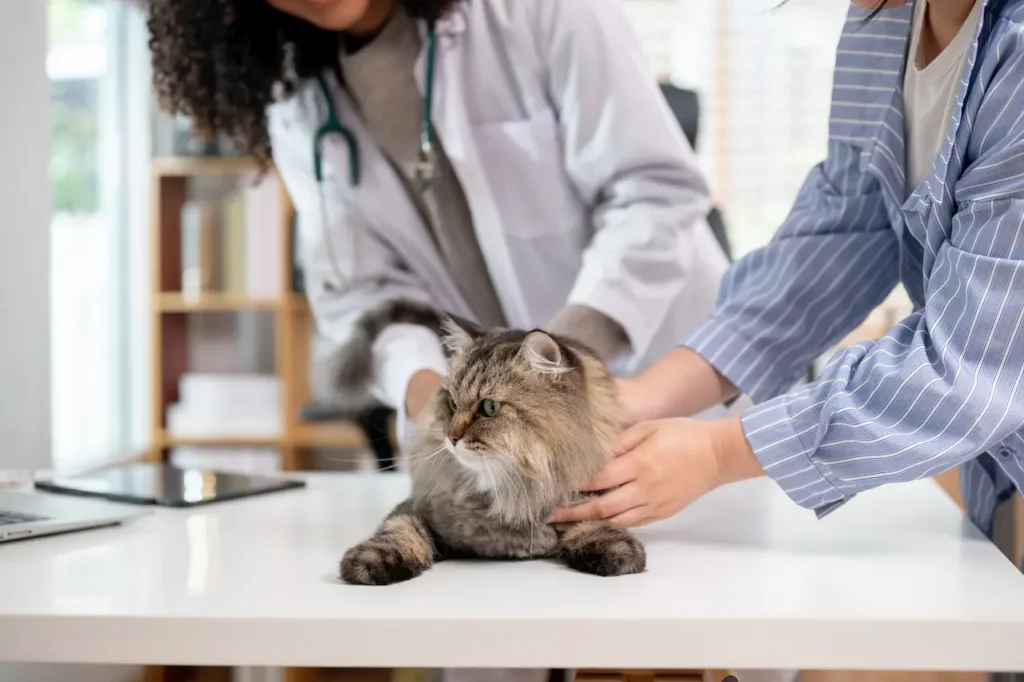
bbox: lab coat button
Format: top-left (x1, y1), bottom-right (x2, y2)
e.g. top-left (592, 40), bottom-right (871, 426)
top-left (998, 446), bottom-right (1014, 459)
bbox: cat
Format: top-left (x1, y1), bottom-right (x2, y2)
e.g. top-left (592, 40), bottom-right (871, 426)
top-left (324, 300), bottom-right (646, 585)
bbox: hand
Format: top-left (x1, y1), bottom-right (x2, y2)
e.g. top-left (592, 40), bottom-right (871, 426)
top-left (405, 369), bottom-right (443, 419)
top-left (550, 416), bottom-right (764, 528)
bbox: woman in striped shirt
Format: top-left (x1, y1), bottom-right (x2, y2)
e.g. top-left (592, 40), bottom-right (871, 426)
top-left (553, 0), bottom-right (1024, 540)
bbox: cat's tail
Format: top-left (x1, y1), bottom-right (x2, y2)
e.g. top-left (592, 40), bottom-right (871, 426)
top-left (321, 299), bottom-right (448, 413)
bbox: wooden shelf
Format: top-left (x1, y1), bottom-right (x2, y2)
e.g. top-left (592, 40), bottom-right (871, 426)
top-left (150, 156), bottom-right (264, 178)
top-left (288, 295), bottom-right (311, 312)
top-left (290, 421), bottom-right (367, 449)
top-left (148, 139), bottom-right (368, 682)
top-left (158, 432), bottom-right (281, 449)
top-left (157, 424), bottom-right (368, 451)
top-left (155, 292), bottom-right (282, 313)
top-left (157, 424), bottom-right (371, 452)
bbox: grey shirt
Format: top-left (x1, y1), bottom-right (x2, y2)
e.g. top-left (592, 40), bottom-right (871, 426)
top-left (338, 7), bottom-right (627, 360)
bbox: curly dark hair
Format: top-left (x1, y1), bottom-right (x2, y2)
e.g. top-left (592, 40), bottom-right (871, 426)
top-left (147, 0), bottom-right (460, 161)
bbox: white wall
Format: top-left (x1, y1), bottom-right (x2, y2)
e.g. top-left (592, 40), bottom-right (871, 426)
top-left (0, 0), bottom-right (52, 471)
top-left (0, 4), bottom-right (137, 679)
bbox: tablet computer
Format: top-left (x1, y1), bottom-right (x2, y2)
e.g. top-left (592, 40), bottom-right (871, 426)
top-left (34, 462), bottom-right (306, 508)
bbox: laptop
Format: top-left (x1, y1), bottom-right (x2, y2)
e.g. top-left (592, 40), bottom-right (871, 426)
top-left (0, 489), bottom-right (147, 543)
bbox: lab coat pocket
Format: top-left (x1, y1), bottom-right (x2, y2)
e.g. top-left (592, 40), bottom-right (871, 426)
top-left (471, 107), bottom-right (585, 238)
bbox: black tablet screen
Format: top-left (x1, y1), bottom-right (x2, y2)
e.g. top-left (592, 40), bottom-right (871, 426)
top-left (35, 462), bottom-right (305, 507)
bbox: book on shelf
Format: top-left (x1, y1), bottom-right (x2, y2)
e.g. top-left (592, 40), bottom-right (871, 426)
top-left (221, 191), bottom-right (246, 294)
top-left (176, 172), bottom-right (285, 301)
top-left (243, 172), bottom-right (284, 299)
top-left (181, 200), bottom-right (220, 293)
top-left (166, 372), bottom-right (281, 439)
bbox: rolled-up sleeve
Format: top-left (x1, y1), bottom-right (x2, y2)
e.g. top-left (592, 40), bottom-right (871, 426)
top-left (685, 141), bottom-right (900, 404)
top-left (741, 197), bottom-right (1024, 515)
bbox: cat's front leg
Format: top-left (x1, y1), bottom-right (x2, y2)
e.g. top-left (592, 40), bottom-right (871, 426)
top-left (340, 499), bottom-right (438, 585)
top-left (558, 520), bottom-right (646, 577)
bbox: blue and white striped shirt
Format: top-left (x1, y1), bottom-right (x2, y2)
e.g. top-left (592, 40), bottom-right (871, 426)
top-left (685, 0), bottom-right (1024, 537)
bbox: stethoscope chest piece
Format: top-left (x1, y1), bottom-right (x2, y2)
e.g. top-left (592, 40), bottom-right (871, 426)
top-left (413, 145), bottom-right (436, 192)
top-left (413, 28), bottom-right (440, 192)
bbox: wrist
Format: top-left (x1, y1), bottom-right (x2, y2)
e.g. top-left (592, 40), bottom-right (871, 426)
top-left (709, 415), bottom-right (764, 486)
top-left (617, 376), bottom-right (657, 425)
top-left (405, 369), bottom-right (443, 419)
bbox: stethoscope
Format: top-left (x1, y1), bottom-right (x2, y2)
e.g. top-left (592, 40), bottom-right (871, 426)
top-left (311, 27), bottom-right (439, 289)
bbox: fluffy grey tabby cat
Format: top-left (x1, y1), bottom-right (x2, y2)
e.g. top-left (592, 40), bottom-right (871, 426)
top-left (326, 300), bottom-right (646, 585)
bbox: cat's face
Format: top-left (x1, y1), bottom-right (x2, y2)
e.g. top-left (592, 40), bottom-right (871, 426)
top-left (433, 321), bottom-right (598, 490)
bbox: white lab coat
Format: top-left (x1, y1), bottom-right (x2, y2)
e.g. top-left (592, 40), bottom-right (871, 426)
top-left (267, 0), bottom-right (743, 444)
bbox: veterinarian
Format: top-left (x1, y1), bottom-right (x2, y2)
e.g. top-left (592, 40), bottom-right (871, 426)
top-left (146, 0), bottom-right (739, 450)
top-left (554, 0), bottom-right (1024, 549)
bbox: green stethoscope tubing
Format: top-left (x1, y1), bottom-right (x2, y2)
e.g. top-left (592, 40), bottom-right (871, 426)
top-left (313, 71), bottom-right (358, 184)
top-left (312, 27), bottom-right (438, 188)
top-left (310, 26), bottom-right (439, 290)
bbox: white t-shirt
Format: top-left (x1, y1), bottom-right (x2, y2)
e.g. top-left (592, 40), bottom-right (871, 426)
top-left (902, 0), bottom-right (983, 197)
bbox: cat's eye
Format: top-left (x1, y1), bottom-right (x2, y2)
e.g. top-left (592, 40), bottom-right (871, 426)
top-left (481, 399), bottom-right (501, 418)
top-left (447, 395), bottom-right (458, 412)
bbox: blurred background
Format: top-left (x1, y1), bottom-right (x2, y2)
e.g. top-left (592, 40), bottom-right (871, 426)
top-left (25, 0), bottom-right (850, 478)
top-left (0, 2), bottom-right (966, 682)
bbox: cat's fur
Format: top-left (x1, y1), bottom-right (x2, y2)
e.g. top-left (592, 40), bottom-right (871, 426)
top-left (328, 300), bottom-right (646, 585)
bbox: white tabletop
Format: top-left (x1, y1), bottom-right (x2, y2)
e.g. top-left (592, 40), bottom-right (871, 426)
top-left (2, 472), bottom-right (1024, 671)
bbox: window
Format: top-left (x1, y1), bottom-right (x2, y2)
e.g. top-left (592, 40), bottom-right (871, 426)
top-left (48, 0), bottom-right (151, 471)
top-left (623, 0), bottom-right (849, 256)
top-left (711, 0), bottom-right (849, 257)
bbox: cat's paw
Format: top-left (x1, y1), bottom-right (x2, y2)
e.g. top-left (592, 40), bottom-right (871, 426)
top-left (561, 522), bottom-right (646, 577)
top-left (339, 539), bottom-right (432, 586)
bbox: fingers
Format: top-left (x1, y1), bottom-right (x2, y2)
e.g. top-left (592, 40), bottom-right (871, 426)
top-left (607, 507), bottom-right (653, 528)
top-left (550, 483), bottom-right (644, 524)
top-left (580, 454), bottom-right (638, 492)
top-left (613, 421), bottom-right (658, 457)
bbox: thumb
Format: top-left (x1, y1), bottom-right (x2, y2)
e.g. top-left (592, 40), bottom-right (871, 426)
top-left (613, 421), bottom-right (658, 457)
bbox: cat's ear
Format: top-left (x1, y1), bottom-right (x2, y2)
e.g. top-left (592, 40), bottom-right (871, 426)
top-left (439, 313), bottom-right (484, 358)
top-left (518, 331), bottom-right (570, 375)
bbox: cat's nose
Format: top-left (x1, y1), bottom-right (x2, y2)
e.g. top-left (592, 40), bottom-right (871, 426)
top-left (447, 433), bottom-right (460, 445)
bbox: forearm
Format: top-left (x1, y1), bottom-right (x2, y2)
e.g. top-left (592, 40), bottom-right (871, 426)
top-left (626, 346), bottom-right (739, 421)
top-left (405, 368), bottom-right (442, 420)
top-left (745, 299), bottom-right (1024, 517)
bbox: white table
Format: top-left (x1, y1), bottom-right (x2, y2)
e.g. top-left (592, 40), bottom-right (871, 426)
top-left (2, 472), bottom-right (1024, 672)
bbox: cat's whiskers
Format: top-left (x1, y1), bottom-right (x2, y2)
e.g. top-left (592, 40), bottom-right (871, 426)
top-left (502, 464), bottom-right (531, 548)
top-left (482, 459), bottom-right (503, 516)
top-left (489, 461), bottom-right (511, 517)
top-left (511, 467), bottom-right (539, 556)
top-left (323, 441), bottom-right (448, 471)
top-left (416, 446), bottom-right (447, 468)
top-left (490, 460), bottom-right (523, 527)
top-left (490, 463), bottom-right (540, 557)
top-left (499, 461), bottom-right (527, 520)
